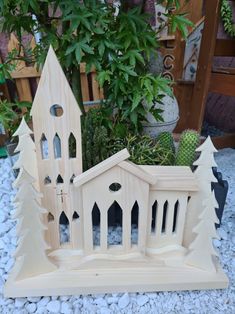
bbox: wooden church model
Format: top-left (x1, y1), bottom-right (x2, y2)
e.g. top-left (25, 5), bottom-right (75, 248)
top-left (4, 47), bottom-right (228, 297)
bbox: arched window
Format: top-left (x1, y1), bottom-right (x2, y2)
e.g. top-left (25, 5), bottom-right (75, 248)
top-left (172, 200), bottom-right (179, 233)
top-left (53, 133), bottom-right (61, 158)
top-left (70, 174), bottom-right (75, 184)
top-left (59, 211), bottom-right (70, 245)
top-left (68, 133), bottom-right (76, 158)
top-left (44, 176), bottom-right (52, 185)
top-left (72, 211), bottom-right (79, 220)
top-left (108, 201), bottom-right (122, 246)
top-left (56, 175), bottom-right (64, 184)
top-left (151, 201), bottom-right (158, 234)
top-left (161, 201), bottom-right (168, 233)
top-left (40, 134), bottom-right (49, 159)
top-left (131, 201), bottom-right (139, 245)
top-left (47, 212), bottom-right (54, 222)
top-left (92, 203), bottom-right (100, 247)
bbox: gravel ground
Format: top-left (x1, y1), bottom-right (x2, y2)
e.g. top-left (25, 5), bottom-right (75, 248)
top-left (0, 149), bottom-right (234, 313)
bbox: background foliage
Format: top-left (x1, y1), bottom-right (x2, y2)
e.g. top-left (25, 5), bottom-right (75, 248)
top-left (0, 0), bottom-right (193, 136)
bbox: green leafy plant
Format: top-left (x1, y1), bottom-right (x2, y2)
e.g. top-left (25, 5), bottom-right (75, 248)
top-left (82, 109), bottom-right (200, 169)
top-left (109, 134), bottom-right (175, 166)
top-left (0, 49), bottom-right (18, 84)
top-left (221, 0), bottom-right (235, 37)
top-left (0, 100), bottom-right (31, 138)
top-left (0, 100), bottom-right (17, 133)
top-left (0, 0), bottom-right (193, 135)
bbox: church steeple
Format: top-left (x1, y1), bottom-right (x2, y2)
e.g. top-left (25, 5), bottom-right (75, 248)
top-left (30, 46), bottom-right (83, 249)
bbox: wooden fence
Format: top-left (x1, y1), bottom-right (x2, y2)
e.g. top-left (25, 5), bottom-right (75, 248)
top-left (0, 34), bottom-right (103, 106)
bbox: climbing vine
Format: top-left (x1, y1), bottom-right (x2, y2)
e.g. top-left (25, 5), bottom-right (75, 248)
top-left (221, 0), bottom-right (235, 37)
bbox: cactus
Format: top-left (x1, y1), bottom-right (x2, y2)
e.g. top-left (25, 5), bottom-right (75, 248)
top-left (175, 129), bottom-right (200, 166)
top-left (156, 131), bottom-right (175, 165)
top-left (157, 132), bottom-right (175, 151)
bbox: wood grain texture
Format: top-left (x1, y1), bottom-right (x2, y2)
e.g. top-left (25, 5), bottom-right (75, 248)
top-left (31, 46), bottom-right (83, 250)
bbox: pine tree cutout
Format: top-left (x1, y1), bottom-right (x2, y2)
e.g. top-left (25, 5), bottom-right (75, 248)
top-left (183, 136), bottom-right (218, 248)
top-left (194, 136), bottom-right (218, 193)
top-left (185, 190), bottom-right (220, 272)
top-left (11, 168), bottom-right (56, 280)
top-left (13, 117), bottom-right (39, 189)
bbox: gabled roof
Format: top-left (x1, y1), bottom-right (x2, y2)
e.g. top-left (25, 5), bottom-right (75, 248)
top-left (74, 149), bottom-right (156, 187)
top-left (30, 46), bottom-right (81, 116)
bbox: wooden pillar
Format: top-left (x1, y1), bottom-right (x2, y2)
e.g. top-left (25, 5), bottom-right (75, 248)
top-left (188, 0), bottom-right (221, 131)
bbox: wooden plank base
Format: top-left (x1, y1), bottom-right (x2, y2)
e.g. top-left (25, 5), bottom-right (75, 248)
top-left (4, 261), bottom-right (228, 298)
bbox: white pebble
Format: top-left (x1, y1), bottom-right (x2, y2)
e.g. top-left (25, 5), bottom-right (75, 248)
top-left (46, 300), bottom-right (61, 313)
top-left (61, 301), bottom-right (71, 313)
top-left (118, 293), bottom-right (130, 309)
top-left (60, 296), bottom-right (70, 302)
top-left (37, 296), bottom-right (50, 308)
top-left (0, 212), bottom-right (6, 223)
top-left (100, 308), bottom-right (111, 314)
top-left (107, 296), bottom-right (118, 304)
top-left (214, 239), bottom-right (221, 247)
top-left (137, 295), bottom-right (149, 306)
top-left (218, 228), bottom-right (228, 240)
top-left (15, 298), bottom-right (27, 308)
top-left (94, 297), bottom-right (107, 307)
top-left (35, 307), bottom-right (46, 314)
top-left (26, 303), bottom-right (37, 313)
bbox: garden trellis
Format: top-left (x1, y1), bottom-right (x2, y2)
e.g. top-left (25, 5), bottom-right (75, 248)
top-left (4, 47), bottom-right (228, 297)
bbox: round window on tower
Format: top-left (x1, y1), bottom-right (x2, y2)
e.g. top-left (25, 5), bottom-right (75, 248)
top-left (50, 104), bottom-right (64, 117)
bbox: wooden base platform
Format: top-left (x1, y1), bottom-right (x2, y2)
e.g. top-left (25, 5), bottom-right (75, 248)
top-left (4, 260), bottom-right (228, 298)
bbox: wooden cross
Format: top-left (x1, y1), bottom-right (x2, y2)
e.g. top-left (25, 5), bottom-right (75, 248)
top-left (56, 189), bottom-right (67, 203)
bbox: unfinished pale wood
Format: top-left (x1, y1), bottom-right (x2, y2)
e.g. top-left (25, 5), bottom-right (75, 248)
top-left (13, 117), bottom-right (39, 189)
top-left (140, 165), bottom-right (199, 191)
top-left (4, 48), bottom-right (228, 297)
top-left (185, 190), bottom-right (220, 272)
top-left (74, 149), bottom-right (130, 187)
top-left (79, 161), bottom-right (150, 255)
top-left (183, 137), bottom-right (218, 249)
top-left (31, 46), bottom-right (83, 250)
top-left (4, 260), bottom-right (228, 298)
top-left (10, 168), bottom-right (56, 281)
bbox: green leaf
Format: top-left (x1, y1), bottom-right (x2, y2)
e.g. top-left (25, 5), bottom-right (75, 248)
top-left (97, 71), bottom-right (111, 87)
top-left (65, 43), bottom-right (77, 55)
top-left (130, 111), bottom-right (138, 128)
top-left (131, 93), bottom-right (142, 111)
top-left (75, 45), bottom-right (82, 63)
top-left (98, 42), bottom-right (105, 56)
top-left (81, 43), bottom-right (94, 54)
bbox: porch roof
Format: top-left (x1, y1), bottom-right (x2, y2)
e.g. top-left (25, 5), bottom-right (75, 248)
top-left (140, 165), bottom-right (199, 191)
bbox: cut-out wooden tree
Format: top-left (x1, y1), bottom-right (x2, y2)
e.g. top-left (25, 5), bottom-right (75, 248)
top-left (183, 136), bottom-right (218, 248)
top-left (185, 190), bottom-right (219, 271)
top-left (13, 117), bottom-right (39, 190)
top-left (11, 168), bottom-right (56, 280)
